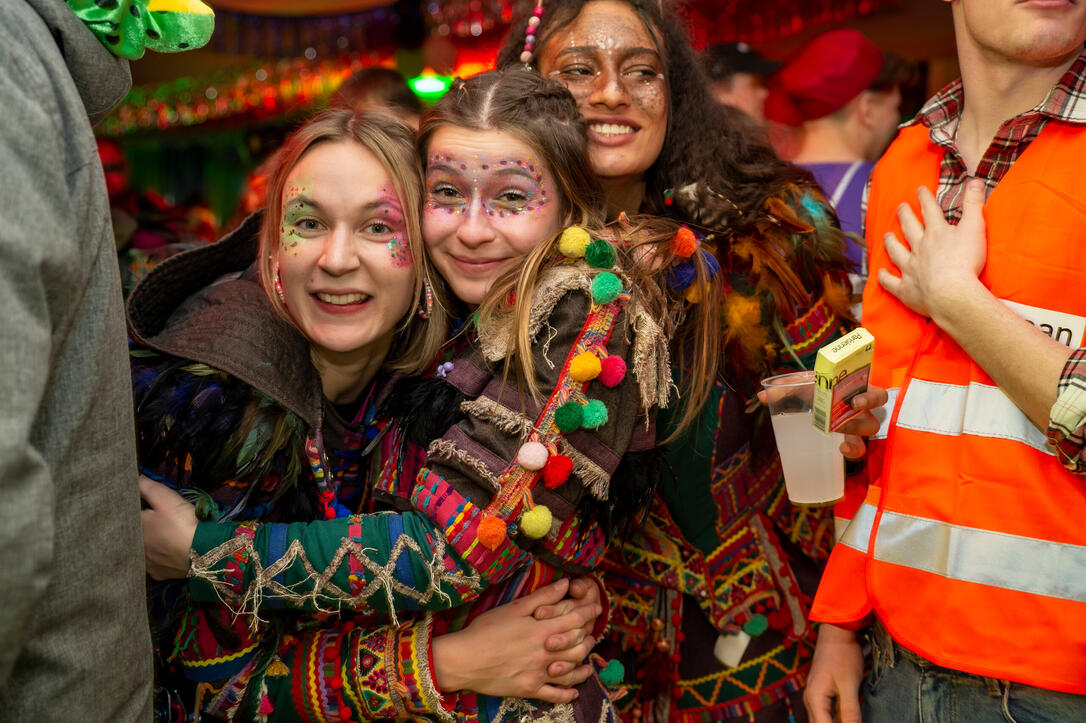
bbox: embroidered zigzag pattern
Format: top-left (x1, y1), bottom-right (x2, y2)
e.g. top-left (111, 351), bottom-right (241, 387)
top-left (189, 531), bottom-right (481, 626)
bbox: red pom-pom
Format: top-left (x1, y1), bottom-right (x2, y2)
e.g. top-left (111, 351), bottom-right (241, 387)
top-left (670, 227), bottom-right (697, 258)
top-left (598, 355), bottom-right (627, 387)
top-left (477, 515), bottom-right (507, 550)
top-left (768, 609), bottom-right (791, 630)
top-left (542, 454), bottom-right (574, 488)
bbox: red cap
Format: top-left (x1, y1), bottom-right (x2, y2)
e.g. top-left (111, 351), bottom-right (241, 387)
top-left (765, 29), bottom-right (885, 127)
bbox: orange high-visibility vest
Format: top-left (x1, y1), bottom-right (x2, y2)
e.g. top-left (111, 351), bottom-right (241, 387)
top-left (810, 121), bottom-right (1086, 694)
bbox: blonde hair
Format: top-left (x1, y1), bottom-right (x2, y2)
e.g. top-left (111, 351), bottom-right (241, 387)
top-left (258, 109), bottom-right (447, 375)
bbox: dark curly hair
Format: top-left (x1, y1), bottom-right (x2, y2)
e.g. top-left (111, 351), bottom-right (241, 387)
top-left (495, 0), bottom-right (814, 236)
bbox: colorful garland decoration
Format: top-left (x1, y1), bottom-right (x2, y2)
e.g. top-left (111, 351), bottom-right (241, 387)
top-left (98, 52), bottom-right (388, 136)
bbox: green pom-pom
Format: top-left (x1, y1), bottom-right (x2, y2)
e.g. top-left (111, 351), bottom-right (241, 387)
top-left (555, 402), bottom-right (584, 432)
top-left (591, 272), bottom-right (623, 304)
top-left (599, 659), bottom-right (625, 687)
top-left (742, 613), bottom-right (769, 637)
top-left (585, 239), bottom-right (617, 269)
top-left (581, 399), bottom-right (609, 429)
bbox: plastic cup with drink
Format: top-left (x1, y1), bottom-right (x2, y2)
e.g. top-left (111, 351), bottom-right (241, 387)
top-left (760, 370), bottom-right (845, 504)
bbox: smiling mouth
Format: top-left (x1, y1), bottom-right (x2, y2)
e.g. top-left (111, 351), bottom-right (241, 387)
top-left (315, 292), bottom-right (370, 305)
top-left (588, 123), bottom-right (636, 136)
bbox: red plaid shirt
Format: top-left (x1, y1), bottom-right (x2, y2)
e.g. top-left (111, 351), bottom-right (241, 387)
top-left (866, 50), bottom-right (1086, 472)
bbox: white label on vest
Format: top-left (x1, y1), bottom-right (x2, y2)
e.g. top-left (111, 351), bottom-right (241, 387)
top-left (1001, 300), bottom-right (1086, 348)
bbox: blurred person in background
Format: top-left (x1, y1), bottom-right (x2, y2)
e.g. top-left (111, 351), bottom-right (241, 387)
top-left (703, 41), bottom-right (779, 124)
top-left (766, 29), bottom-right (915, 311)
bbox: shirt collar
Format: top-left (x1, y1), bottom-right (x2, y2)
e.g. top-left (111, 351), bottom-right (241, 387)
top-left (908, 48), bottom-right (1086, 131)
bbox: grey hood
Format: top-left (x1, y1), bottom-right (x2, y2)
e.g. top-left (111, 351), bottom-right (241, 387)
top-left (26, 0), bottom-right (131, 124)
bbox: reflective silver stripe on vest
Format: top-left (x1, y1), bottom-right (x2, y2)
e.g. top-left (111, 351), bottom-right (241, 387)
top-left (895, 379), bottom-right (1053, 455)
top-left (839, 504), bottom-right (1086, 602)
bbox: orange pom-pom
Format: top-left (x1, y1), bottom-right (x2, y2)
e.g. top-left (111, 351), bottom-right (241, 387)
top-left (670, 227), bottom-right (698, 258)
top-left (542, 454), bottom-right (574, 488)
top-left (477, 515), bottom-right (507, 550)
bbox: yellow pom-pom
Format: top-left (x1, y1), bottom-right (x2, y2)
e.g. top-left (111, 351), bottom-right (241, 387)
top-left (684, 284), bottom-right (704, 303)
top-left (477, 515), bottom-right (507, 550)
top-left (569, 352), bottom-right (602, 382)
top-left (558, 226), bottom-right (591, 258)
top-left (520, 505), bottom-right (553, 539)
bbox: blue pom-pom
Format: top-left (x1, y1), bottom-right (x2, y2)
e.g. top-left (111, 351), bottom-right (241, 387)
top-left (667, 261), bottom-right (696, 291)
top-left (699, 248), bottom-right (720, 278)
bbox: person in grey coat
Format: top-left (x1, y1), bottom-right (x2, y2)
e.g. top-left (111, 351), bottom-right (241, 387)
top-left (0, 1), bottom-right (210, 719)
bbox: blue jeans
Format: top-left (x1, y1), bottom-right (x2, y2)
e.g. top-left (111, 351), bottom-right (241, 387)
top-left (861, 623), bottom-right (1086, 722)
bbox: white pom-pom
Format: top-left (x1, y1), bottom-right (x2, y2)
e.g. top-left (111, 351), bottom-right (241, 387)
top-left (517, 441), bottom-right (549, 471)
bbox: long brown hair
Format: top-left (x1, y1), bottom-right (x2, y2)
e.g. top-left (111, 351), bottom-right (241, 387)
top-left (495, 0), bottom-right (813, 235)
top-left (258, 109), bottom-right (447, 375)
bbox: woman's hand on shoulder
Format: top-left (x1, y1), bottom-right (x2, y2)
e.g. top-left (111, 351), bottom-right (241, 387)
top-left (431, 577), bottom-right (602, 702)
top-left (139, 475), bottom-right (199, 581)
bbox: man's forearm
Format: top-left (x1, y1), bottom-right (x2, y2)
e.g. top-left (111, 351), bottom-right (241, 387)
top-left (930, 277), bottom-right (1073, 430)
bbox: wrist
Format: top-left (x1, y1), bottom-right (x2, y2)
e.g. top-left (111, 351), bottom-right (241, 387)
top-left (928, 275), bottom-right (989, 330)
top-left (431, 631), bottom-right (470, 693)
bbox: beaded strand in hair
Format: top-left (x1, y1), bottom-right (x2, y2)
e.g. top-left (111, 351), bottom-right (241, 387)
top-left (520, 0), bottom-right (546, 65)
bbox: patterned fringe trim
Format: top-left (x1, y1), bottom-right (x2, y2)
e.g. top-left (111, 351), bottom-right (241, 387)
top-left (460, 397), bottom-right (535, 437)
top-left (189, 531), bottom-right (480, 626)
top-left (395, 614), bottom-right (455, 722)
top-left (477, 266), bottom-right (593, 363)
top-left (427, 437), bottom-right (500, 491)
top-left (461, 395), bottom-right (611, 500)
top-left (632, 308), bottom-right (673, 411)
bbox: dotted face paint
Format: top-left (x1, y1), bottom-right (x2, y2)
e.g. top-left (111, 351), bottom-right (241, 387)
top-left (425, 152), bottom-right (551, 218)
top-left (421, 126), bottom-right (567, 307)
top-left (376, 187), bottom-right (413, 268)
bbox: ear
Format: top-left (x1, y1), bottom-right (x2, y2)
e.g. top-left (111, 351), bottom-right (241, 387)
top-left (855, 91), bottom-right (878, 129)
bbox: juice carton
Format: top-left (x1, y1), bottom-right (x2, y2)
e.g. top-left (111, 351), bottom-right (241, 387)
top-left (812, 327), bottom-right (875, 433)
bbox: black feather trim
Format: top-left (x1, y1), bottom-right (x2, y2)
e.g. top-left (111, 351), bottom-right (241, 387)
top-left (378, 375), bottom-right (466, 449)
top-left (579, 447), bottom-right (673, 541)
top-left (131, 350), bottom-right (315, 520)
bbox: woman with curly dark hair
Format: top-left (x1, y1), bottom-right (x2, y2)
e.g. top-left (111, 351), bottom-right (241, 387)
top-left (498, 2), bottom-right (886, 721)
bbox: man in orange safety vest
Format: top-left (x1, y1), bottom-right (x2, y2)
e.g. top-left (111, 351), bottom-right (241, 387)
top-left (803, 1), bottom-right (1086, 721)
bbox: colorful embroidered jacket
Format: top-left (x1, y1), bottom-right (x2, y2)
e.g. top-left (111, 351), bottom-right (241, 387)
top-left (178, 232), bottom-right (677, 721)
top-left (596, 185), bottom-right (856, 721)
top-left (128, 215), bottom-right (467, 721)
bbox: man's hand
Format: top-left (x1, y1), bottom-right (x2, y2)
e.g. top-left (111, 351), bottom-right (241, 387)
top-left (139, 476), bottom-right (198, 581)
top-left (878, 179), bottom-right (988, 321)
top-left (803, 623), bottom-right (864, 723)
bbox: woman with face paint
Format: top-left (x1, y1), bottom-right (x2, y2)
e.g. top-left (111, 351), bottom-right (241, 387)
top-left (133, 110), bottom-right (607, 721)
top-left (495, 3), bottom-right (887, 721)
top-left (137, 71), bottom-right (721, 721)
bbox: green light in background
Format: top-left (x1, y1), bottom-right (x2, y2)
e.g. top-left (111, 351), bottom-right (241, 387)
top-left (409, 74), bottom-right (453, 101)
